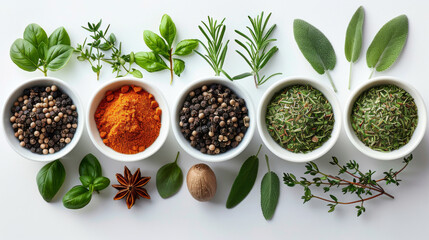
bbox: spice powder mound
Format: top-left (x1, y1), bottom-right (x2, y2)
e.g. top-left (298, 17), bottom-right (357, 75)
top-left (94, 85), bottom-right (162, 154)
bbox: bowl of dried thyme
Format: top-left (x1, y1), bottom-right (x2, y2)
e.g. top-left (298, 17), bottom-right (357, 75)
top-left (344, 76), bottom-right (427, 160)
top-left (257, 77), bottom-right (341, 162)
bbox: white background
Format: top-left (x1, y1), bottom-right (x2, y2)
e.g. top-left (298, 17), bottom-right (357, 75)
top-left (0, 0), bottom-right (428, 239)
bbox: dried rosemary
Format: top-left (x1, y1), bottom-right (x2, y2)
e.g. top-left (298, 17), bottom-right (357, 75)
top-left (266, 85), bottom-right (335, 153)
top-left (351, 84), bottom-right (418, 151)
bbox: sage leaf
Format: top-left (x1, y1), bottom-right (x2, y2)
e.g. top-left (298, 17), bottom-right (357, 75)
top-left (173, 39), bottom-right (199, 56)
top-left (226, 145), bottom-right (262, 209)
top-left (45, 44), bottom-right (73, 71)
top-left (10, 39), bottom-right (39, 71)
top-left (261, 155), bottom-right (279, 220)
top-left (173, 58), bottom-right (185, 77)
top-left (135, 51), bottom-right (169, 72)
top-left (345, 6), bottom-right (365, 89)
top-left (79, 176), bottom-right (93, 188)
top-left (130, 68), bottom-right (143, 78)
top-left (93, 177), bottom-right (110, 191)
top-left (36, 160), bottom-right (66, 202)
top-left (159, 14), bottom-right (176, 47)
top-left (63, 185), bottom-right (92, 209)
top-left (23, 23), bottom-right (48, 48)
top-left (143, 30), bottom-right (170, 57)
top-left (366, 15), bottom-right (408, 78)
top-left (156, 152), bottom-right (183, 199)
top-left (293, 19), bottom-right (337, 92)
top-left (79, 153), bottom-right (102, 179)
top-left (48, 27), bottom-right (71, 47)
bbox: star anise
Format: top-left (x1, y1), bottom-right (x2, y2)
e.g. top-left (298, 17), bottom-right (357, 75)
top-left (112, 166), bottom-right (151, 209)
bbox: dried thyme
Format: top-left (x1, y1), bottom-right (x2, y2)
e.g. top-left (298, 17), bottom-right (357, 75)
top-left (266, 85), bottom-right (335, 153)
top-left (351, 84), bottom-right (418, 151)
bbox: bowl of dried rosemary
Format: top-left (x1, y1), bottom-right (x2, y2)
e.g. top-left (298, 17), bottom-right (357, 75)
top-left (257, 77), bottom-right (341, 162)
top-left (344, 76), bottom-right (427, 160)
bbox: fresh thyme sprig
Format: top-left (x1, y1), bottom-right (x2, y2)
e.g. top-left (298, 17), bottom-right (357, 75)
top-left (75, 20), bottom-right (142, 80)
top-left (283, 155), bottom-right (413, 216)
top-left (195, 16), bottom-right (232, 79)
top-left (233, 12), bottom-right (281, 88)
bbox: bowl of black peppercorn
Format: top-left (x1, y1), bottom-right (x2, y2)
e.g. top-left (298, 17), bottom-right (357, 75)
top-left (172, 76), bottom-right (255, 162)
top-left (2, 77), bottom-right (84, 162)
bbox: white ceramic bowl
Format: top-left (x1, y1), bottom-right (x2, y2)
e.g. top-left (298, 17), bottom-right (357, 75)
top-left (257, 77), bottom-right (341, 162)
top-left (86, 78), bottom-right (170, 162)
top-left (344, 76), bottom-right (427, 160)
top-left (2, 77), bottom-right (84, 162)
top-left (171, 76), bottom-right (255, 162)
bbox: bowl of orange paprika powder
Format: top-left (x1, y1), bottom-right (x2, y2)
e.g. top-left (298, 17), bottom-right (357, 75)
top-left (86, 78), bottom-right (169, 161)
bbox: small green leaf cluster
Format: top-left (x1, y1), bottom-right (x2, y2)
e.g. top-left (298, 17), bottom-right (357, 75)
top-left (10, 24), bottom-right (73, 76)
top-left (75, 20), bottom-right (142, 80)
top-left (135, 14), bottom-right (199, 84)
top-left (156, 152), bottom-right (183, 199)
top-left (63, 154), bottom-right (110, 209)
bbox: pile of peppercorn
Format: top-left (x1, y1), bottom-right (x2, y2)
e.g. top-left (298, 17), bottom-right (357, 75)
top-left (178, 84), bottom-right (250, 155)
top-left (9, 85), bottom-right (78, 155)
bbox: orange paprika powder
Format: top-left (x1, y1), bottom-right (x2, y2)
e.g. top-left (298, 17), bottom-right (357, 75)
top-left (94, 85), bottom-right (162, 154)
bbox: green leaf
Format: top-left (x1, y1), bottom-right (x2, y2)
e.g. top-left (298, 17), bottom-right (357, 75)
top-left (143, 30), bottom-right (169, 57)
top-left (38, 42), bottom-right (48, 60)
top-left (173, 39), bottom-right (199, 56)
top-left (63, 185), bottom-right (92, 209)
top-left (345, 6), bottom-right (365, 63)
top-left (173, 58), bottom-right (185, 76)
top-left (159, 14), bottom-right (176, 47)
top-left (232, 72), bottom-right (252, 80)
top-left (366, 15), bottom-right (408, 72)
top-left (109, 33), bottom-right (116, 44)
top-left (156, 152), bottom-right (183, 198)
top-left (23, 23), bottom-right (48, 48)
top-left (10, 39), bottom-right (39, 71)
top-left (293, 19), bottom-right (336, 75)
top-left (130, 68), bottom-right (143, 78)
top-left (36, 160), bottom-right (66, 202)
top-left (79, 176), bottom-right (93, 188)
top-left (48, 27), bottom-right (71, 47)
top-left (135, 51), bottom-right (169, 72)
top-left (79, 153), bottom-right (102, 179)
top-left (261, 156), bottom-right (279, 220)
top-left (45, 44), bottom-right (73, 71)
top-left (93, 177), bottom-right (110, 191)
top-left (226, 145), bottom-right (262, 209)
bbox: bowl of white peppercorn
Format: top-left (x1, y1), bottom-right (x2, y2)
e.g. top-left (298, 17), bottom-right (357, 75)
top-left (172, 76), bottom-right (255, 162)
top-left (2, 77), bottom-right (84, 162)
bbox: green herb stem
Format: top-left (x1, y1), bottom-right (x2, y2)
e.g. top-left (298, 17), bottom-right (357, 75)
top-left (348, 62), bottom-right (352, 89)
top-left (174, 151), bottom-right (180, 164)
top-left (325, 71), bottom-right (337, 92)
top-left (369, 68), bottom-right (375, 79)
top-left (265, 155), bottom-right (271, 172)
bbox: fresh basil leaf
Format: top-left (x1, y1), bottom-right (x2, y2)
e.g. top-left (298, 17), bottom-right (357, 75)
top-left (226, 146), bottom-right (261, 209)
top-left (63, 185), bottom-right (92, 209)
top-left (79, 153), bottom-right (102, 179)
top-left (93, 177), bottom-right (110, 191)
top-left (366, 15), bottom-right (408, 74)
top-left (38, 42), bottom-right (48, 60)
top-left (143, 30), bottom-right (169, 57)
top-left (23, 23), bottom-right (48, 48)
top-left (173, 39), bottom-right (199, 56)
top-left (261, 155), bottom-right (279, 220)
top-left (135, 51), bottom-right (169, 72)
top-left (36, 160), bottom-right (66, 202)
top-left (173, 58), bottom-right (185, 77)
top-left (45, 44), bottom-right (73, 71)
top-left (159, 14), bottom-right (176, 47)
top-left (156, 152), bottom-right (183, 199)
top-left (130, 68), bottom-right (143, 78)
top-left (48, 27), bottom-right (71, 47)
top-left (79, 176), bottom-right (94, 188)
top-left (10, 39), bottom-right (39, 71)
top-left (345, 6), bottom-right (365, 89)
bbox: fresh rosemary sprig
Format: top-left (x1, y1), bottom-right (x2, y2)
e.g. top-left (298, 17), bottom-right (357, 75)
top-left (195, 16), bottom-right (231, 79)
top-left (75, 20), bottom-right (142, 80)
top-left (233, 12), bottom-right (281, 88)
top-left (283, 155), bottom-right (413, 217)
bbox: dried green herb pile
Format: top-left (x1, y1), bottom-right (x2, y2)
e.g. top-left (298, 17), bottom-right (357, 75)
top-left (266, 85), bottom-right (334, 153)
top-left (351, 84), bottom-right (418, 151)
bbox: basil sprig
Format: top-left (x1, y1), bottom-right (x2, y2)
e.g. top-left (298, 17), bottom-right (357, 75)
top-left (135, 14), bottom-right (199, 84)
top-left (10, 24), bottom-right (73, 76)
top-left (156, 152), bottom-right (183, 199)
top-left (63, 154), bottom-right (110, 209)
top-left (36, 160), bottom-right (66, 202)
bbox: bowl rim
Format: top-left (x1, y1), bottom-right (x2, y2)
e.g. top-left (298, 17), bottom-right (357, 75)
top-left (257, 76), bottom-right (342, 163)
top-left (344, 76), bottom-right (427, 161)
top-left (86, 77), bottom-right (170, 162)
top-left (171, 76), bottom-right (255, 162)
top-left (2, 76), bottom-right (85, 162)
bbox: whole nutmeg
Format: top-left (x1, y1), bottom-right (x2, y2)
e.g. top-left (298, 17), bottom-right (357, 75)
top-left (186, 164), bottom-right (217, 202)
